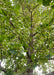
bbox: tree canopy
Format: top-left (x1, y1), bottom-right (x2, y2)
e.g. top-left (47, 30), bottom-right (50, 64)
top-left (0, 0), bottom-right (54, 75)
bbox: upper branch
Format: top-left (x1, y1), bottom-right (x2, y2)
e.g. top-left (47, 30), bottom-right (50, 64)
top-left (30, 11), bottom-right (33, 28)
top-left (31, 32), bottom-right (38, 37)
top-left (32, 4), bottom-right (39, 11)
top-left (9, 20), bottom-right (16, 28)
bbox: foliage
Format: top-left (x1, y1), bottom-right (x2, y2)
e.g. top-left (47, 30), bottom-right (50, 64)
top-left (0, 0), bottom-right (54, 75)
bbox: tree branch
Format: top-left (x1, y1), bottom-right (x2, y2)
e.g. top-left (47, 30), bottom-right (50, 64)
top-left (9, 20), bottom-right (16, 28)
top-left (31, 32), bottom-right (38, 37)
top-left (32, 4), bottom-right (39, 11)
top-left (48, 58), bottom-right (54, 60)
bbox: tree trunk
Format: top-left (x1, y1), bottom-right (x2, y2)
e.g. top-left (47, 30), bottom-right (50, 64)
top-left (26, 11), bottom-right (34, 75)
top-left (26, 68), bottom-right (33, 75)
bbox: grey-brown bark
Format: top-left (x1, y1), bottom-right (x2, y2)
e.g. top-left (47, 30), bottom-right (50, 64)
top-left (45, 71), bottom-right (54, 75)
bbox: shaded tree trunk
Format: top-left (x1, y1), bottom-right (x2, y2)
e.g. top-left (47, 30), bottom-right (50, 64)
top-left (26, 68), bottom-right (33, 75)
top-left (26, 11), bottom-right (34, 75)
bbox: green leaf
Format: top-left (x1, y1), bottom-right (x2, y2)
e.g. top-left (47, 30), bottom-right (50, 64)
top-left (0, 35), bottom-right (5, 42)
top-left (45, 54), bottom-right (51, 59)
top-left (32, 63), bottom-right (38, 69)
top-left (9, 49), bottom-right (17, 55)
top-left (37, 0), bottom-right (43, 4)
top-left (51, 5), bottom-right (54, 9)
top-left (6, 70), bottom-right (13, 75)
top-left (43, 0), bottom-right (52, 6)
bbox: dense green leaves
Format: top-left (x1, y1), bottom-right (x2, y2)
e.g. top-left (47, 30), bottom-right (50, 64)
top-left (43, 0), bottom-right (52, 6)
top-left (6, 70), bottom-right (13, 75)
top-left (37, 0), bottom-right (43, 4)
top-left (37, 0), bottom-right (52, 6)
top-left (0, 0), bottom-right (54, 75)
